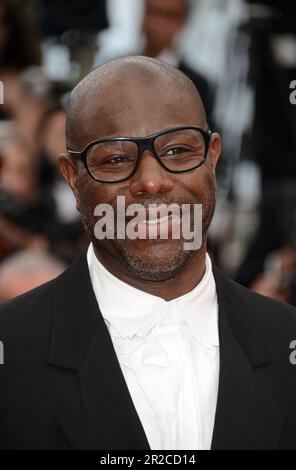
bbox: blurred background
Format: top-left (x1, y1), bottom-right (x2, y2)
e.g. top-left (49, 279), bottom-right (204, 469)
top-left (0, 0), bottom-right (296, 305)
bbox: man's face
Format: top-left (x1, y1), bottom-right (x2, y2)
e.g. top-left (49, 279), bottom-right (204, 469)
top-left (143, 0), bottom-right (187, 55)
top-left (62, 80), bottom-right (221, 281)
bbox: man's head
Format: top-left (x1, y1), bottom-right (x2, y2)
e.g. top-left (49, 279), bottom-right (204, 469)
top-left (143, 0), bottom-right (189, 57)
top-left (59, 56), bottom-right (221, 282)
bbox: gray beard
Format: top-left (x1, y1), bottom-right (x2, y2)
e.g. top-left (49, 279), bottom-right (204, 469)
top-left (108, 238), bottom-right (192, 281)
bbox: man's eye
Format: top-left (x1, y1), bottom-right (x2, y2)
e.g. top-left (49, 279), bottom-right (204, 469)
top-left (103, 155), bottom-right (134, 165)
top-left (164, 147), bottom-right (191, 156)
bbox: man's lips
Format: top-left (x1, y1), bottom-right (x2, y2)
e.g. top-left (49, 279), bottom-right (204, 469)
top-left (138, 214), bottom-right (181, 224)
top-left (126, 213), bottom-right (182, 239)
top-left (126, 214), bottom-right (175, 224)
top-left (124, 205), bottom-right (185, 223)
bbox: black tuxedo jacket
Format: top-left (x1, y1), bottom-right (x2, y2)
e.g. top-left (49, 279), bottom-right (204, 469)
top-left (0, 251), bottom-right (296, 450)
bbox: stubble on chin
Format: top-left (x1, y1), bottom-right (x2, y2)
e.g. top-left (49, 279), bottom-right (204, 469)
top-left (109, 238), bottom-right (193, 281)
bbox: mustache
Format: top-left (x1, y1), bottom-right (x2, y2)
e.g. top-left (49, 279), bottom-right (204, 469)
top-left (111, 196), bottom-right (202, 216)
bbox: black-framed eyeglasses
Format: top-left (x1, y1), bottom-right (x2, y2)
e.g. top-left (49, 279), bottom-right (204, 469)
top-left (67, 125), bottom-right (212, 183)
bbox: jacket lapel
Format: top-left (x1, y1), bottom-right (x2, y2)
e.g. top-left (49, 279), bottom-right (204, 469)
top-left (48, 251), bottom-right (150, 450)
top-left (211, 268), bottom-right (286, 450)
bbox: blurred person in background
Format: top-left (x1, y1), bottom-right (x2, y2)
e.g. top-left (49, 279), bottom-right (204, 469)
top-left (39, 105), bottom-right (78, 224)
top-left (94, 0), bottom-right (213, 122)
top-left (142, 0), bottom-right (213, 120)
top-left (143, 0), bottom-right (188, 58)
top-left (0, 136), bottom-right (53, 258)
top-left (247, 0), bottom-right (296, 186)
top-left (235, 0), bottom-right (296, 305)
top-left (0, 115), bottom-right (86, 265)
top-left (250, 244), bottom-right (296, 306)
top-left (0, 0), bottom-right (50, 155)
top-left (0, 249), bottom-right (65, 303)
top-left (236, 180), bottom-right (296, 306)
top-left (37, 105), bottom-right (86, 263)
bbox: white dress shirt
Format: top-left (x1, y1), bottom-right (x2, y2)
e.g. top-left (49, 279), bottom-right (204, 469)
top-left (87, 244), bottom-right (220, 450)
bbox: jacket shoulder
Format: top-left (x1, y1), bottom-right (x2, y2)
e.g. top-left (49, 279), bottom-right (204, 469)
top-left (228, 274), bottom-right (296, 321)
top-left (214, 267), bottom-right (296, 345)
top-left (0, 277), bottom-right (57, 338)
top-left (0, 250), bottom-right (88, 340)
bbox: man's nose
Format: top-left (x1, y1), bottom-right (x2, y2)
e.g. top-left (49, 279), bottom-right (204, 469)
top-left (129, 150), bottom-right (174, 196)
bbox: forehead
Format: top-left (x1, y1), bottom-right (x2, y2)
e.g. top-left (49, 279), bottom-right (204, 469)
top-left (78, 79), bottom-right (203, 145)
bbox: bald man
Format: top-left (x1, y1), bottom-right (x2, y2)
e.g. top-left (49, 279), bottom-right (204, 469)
top-left (0, 57), bottom-right (295, 450)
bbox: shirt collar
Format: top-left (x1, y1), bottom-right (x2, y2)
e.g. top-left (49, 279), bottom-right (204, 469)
top-left (87, 244), bottom-right (219, 347)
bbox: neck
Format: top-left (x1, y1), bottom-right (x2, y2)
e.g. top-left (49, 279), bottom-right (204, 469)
top-left (93, 242), bottom-right (207, 301)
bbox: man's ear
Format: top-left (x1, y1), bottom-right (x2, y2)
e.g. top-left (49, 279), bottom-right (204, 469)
top-left (58, 153), bottom-right (81, 212)
top-left (208, 132), bottom-right (221, 171)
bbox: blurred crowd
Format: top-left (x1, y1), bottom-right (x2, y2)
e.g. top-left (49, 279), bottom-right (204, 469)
top-left (0, 0), bottom-right (296, 306)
